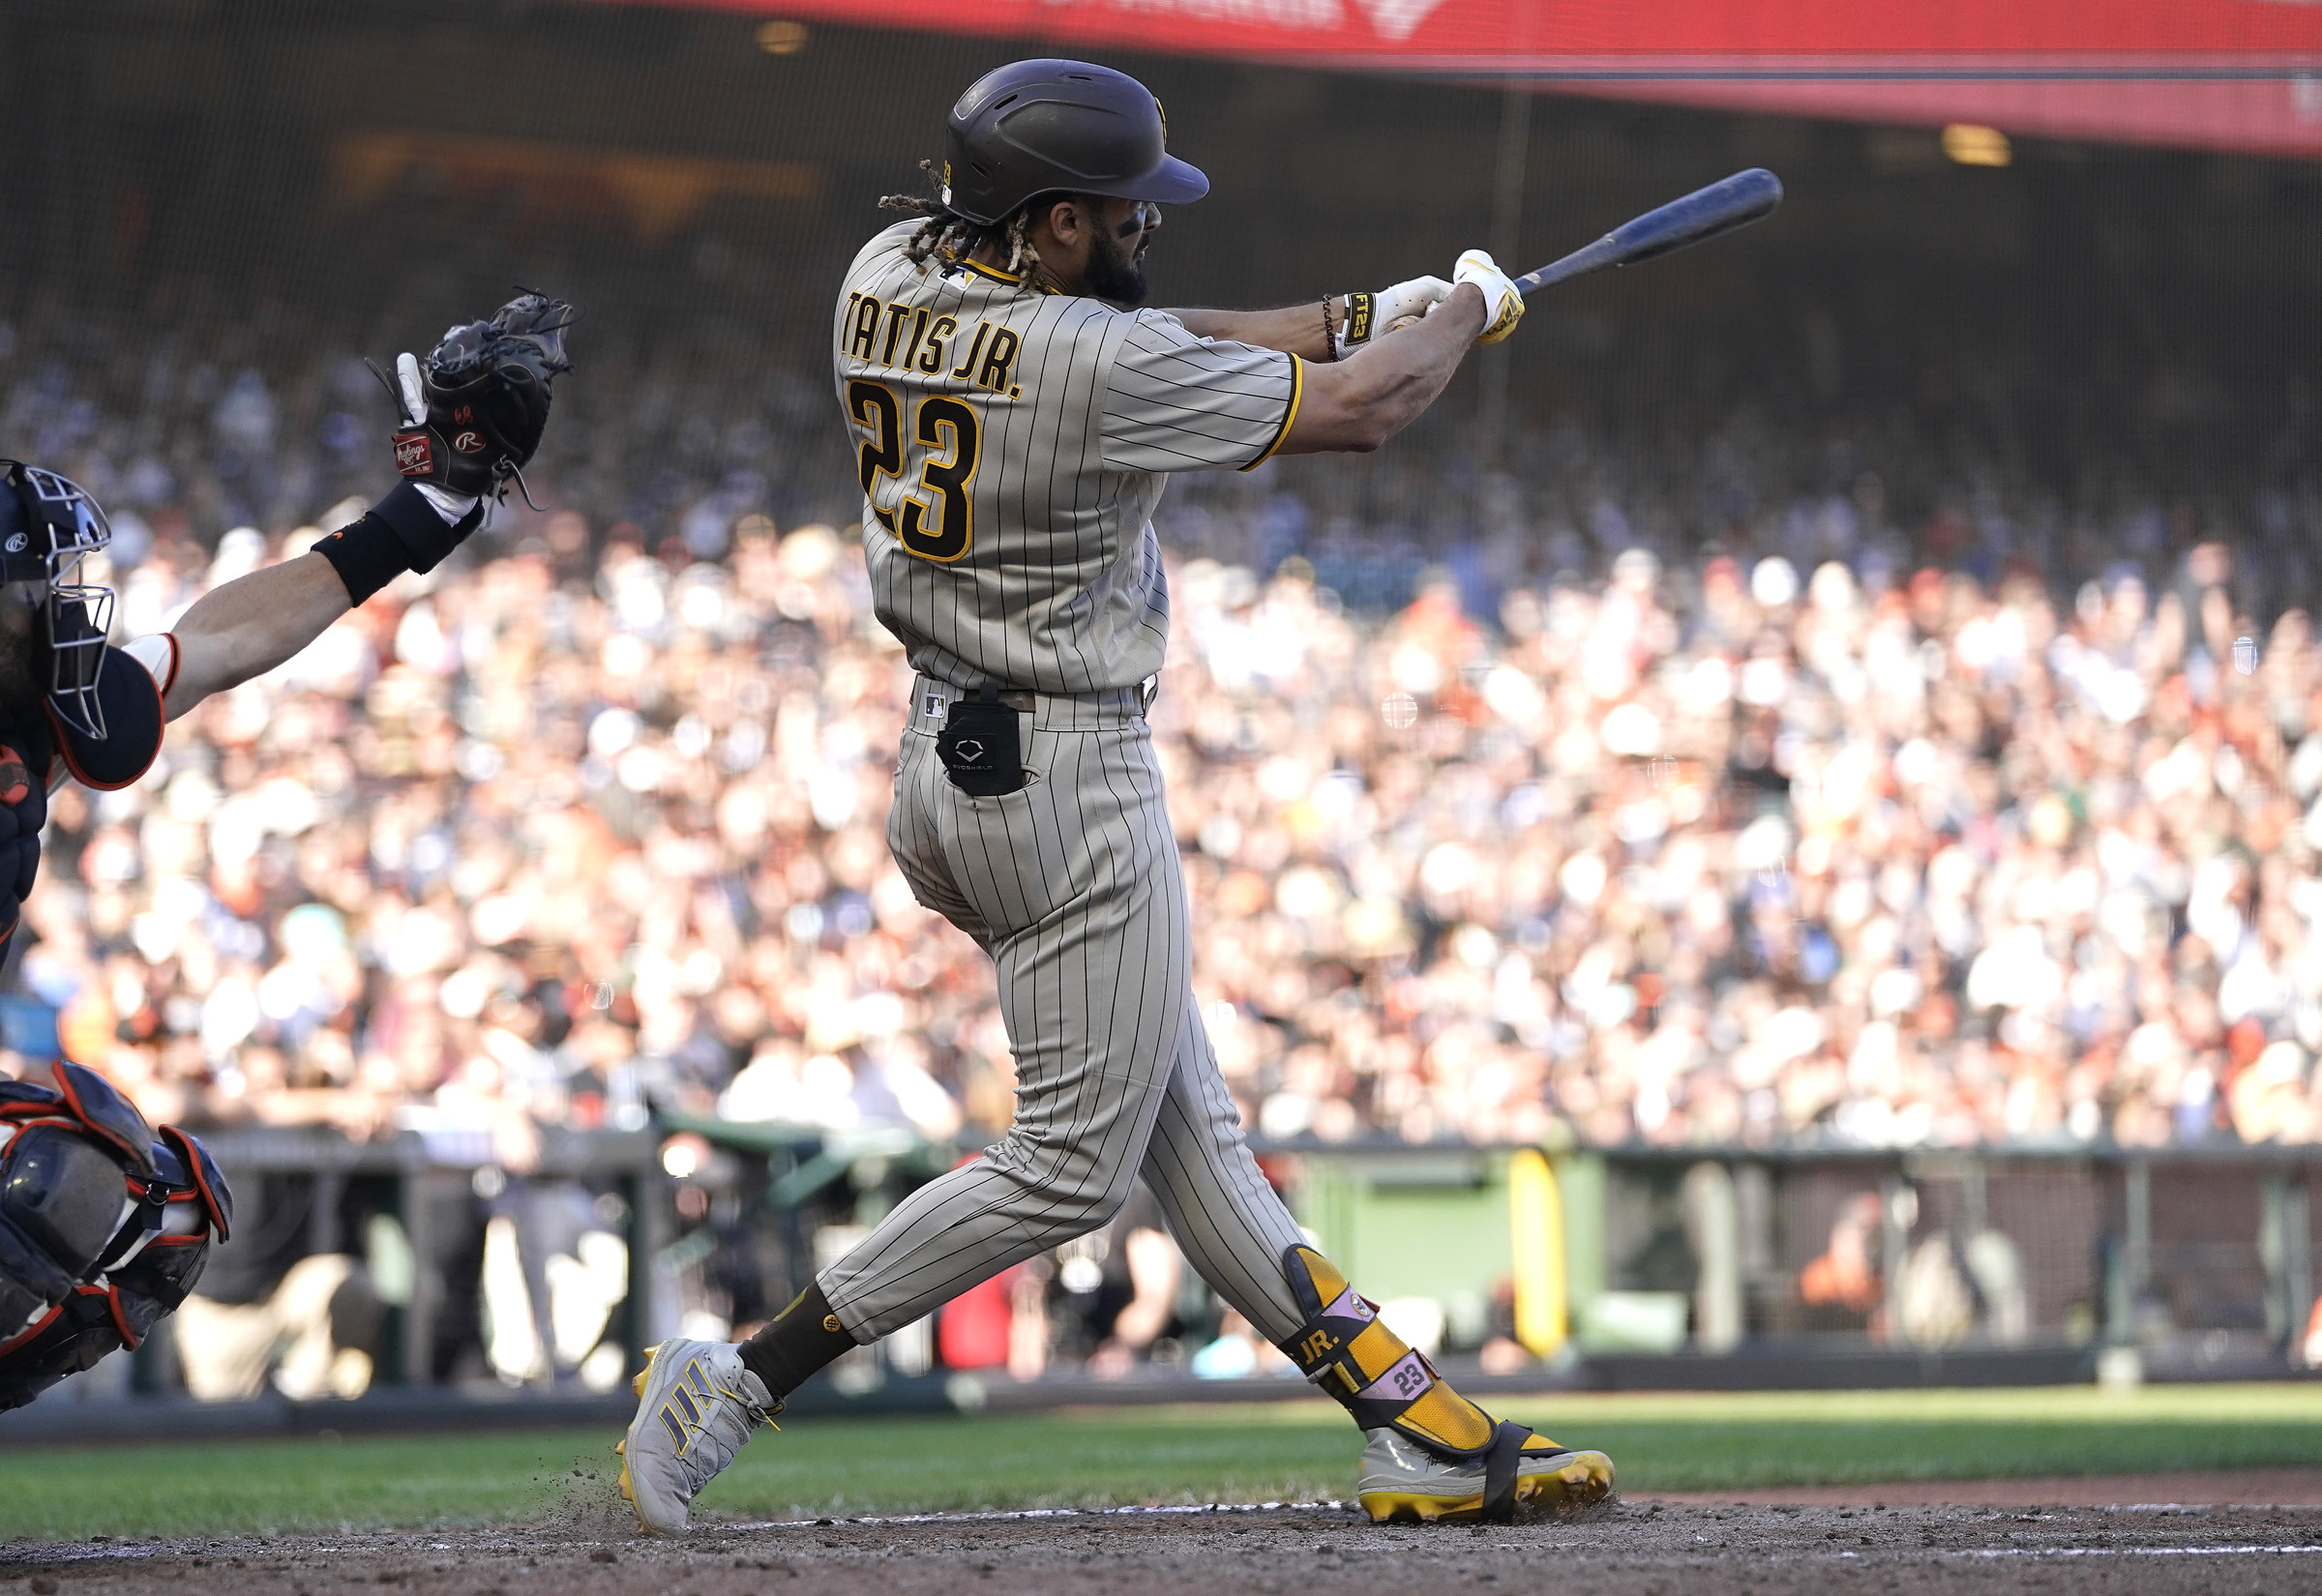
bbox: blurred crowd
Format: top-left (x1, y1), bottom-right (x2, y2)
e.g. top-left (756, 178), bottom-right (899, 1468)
top-left (4, 297), bottom-right (2322, 1182)
top-left (1163, 534), bottom-right (2322, 1152)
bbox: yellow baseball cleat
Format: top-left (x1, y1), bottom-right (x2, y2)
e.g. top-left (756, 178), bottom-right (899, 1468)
top-left (1356, 1429), bottom-right (1615, 1523)
top-left (1277, 1245), bottom-right (1611, 1523)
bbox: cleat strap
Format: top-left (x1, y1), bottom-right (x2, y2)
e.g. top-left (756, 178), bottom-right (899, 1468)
top-left (1480, 1421), bottom-right (1531, 1523)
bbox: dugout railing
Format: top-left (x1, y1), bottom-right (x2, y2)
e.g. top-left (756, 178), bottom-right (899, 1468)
top-left (73, 1129), bottom-right (2322, 1409)
top-left (1282, 1141), bottom-right (2322, 1378)
top-left (641, 1125), bottom-right (2322, 1383)
top-left (128, 1125), bottom-right (666, 1396)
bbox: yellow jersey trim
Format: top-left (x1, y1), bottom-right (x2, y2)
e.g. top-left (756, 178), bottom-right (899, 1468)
top-left (1241, 353), bottom-right (1303, 472)
top-left (961, 258), bottom-right (1021, 285)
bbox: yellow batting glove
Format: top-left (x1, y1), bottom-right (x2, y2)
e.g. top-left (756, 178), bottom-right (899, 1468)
top-left (1454, 249), bottom-right (1525, 344)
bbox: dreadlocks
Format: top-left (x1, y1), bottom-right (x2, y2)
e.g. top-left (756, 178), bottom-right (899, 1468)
top-left (878, 160), bottom-right (1047, 285)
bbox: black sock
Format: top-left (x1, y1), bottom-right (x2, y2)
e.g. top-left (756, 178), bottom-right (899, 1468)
top-left (736, 1281), bottom-right (855, 1402)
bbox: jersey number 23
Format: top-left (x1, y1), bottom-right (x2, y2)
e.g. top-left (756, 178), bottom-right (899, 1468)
top-left (848, 379), bottom-right (980, 564)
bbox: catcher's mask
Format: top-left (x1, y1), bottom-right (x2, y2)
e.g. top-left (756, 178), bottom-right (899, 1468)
top-left (0, 460), bottom-right (114, 741)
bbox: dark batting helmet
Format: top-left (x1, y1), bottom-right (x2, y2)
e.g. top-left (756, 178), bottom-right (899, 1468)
top-left (941, 59), bottom-right (1208, 227)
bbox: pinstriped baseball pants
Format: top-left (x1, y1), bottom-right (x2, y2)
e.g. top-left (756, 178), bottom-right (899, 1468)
top-left (817, 683), bottom-right (1309, 1347)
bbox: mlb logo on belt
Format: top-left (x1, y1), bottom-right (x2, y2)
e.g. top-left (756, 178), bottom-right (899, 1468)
top-left (393, 432), bottom-right (433, 475)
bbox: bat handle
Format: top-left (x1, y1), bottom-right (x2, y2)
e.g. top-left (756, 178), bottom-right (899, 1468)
top-left (1512, 234), bottom-right (1622, 298)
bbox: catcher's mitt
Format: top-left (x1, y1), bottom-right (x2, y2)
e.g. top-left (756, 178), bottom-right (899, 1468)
top-left (382, 290), bottom-right (576, 501)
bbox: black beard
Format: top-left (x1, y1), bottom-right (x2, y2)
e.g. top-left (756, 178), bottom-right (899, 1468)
top-left (1084, 222), bottom-right (1148, 307)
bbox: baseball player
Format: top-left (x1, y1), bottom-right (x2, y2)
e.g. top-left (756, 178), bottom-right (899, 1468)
top-left (620, 59), bottom-right (1612, 1530)
top-left (0, 293), bottom-right (573, 1412)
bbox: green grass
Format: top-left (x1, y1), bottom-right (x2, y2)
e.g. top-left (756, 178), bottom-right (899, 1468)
top-left (2, 1384), bottom-right (2319, 1540)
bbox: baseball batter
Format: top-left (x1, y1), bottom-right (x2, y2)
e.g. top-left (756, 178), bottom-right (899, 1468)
top-left (621, 59), bottom-right (1613, 1531)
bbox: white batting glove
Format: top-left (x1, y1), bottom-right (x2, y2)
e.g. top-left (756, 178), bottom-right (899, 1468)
top-left (1334, 276), bottom-right (1453, 358)
top-left (1454, 249), bottom-right (1525, 345)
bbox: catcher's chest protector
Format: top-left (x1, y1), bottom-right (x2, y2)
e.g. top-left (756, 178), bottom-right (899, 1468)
top-left (0, 1062), bottom-right (230, 1410)
top-left (0, 715), bottom-right (52, 963)
top-left (0, 659), bottom-right (163, 964)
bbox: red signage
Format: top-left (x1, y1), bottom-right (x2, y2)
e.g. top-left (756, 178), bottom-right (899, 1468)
top-left (627, 0), bottom-right (2322, 156)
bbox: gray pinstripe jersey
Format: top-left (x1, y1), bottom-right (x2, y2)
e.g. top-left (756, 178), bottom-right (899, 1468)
top-left (835, 221), bottom-right (1301, 695)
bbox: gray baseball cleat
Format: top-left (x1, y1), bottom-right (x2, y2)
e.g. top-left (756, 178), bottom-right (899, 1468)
top-left (617, 1339), bottom-right (777, 1535)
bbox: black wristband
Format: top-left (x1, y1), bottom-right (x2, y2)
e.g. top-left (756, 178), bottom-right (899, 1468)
top-left (313, 485), bottom-right (485, 606)
top-left (313, 514), bottom-right (410, 607)
top-left (369, 481), bottom-right (481, 575)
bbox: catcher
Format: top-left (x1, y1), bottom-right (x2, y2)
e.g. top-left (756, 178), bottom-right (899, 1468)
top-left (0, 291), bottom-right (573, 1411)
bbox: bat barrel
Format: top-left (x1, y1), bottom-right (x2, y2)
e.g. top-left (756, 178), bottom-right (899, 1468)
top-left (1611, 167), bottom-right (1783, 265)
top-left (1513, 167), bottom-right (1783, 297)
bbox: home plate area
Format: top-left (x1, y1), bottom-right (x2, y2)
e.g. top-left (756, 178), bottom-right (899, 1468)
top-left (9, 1488), bottom-right (2322, 1596)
